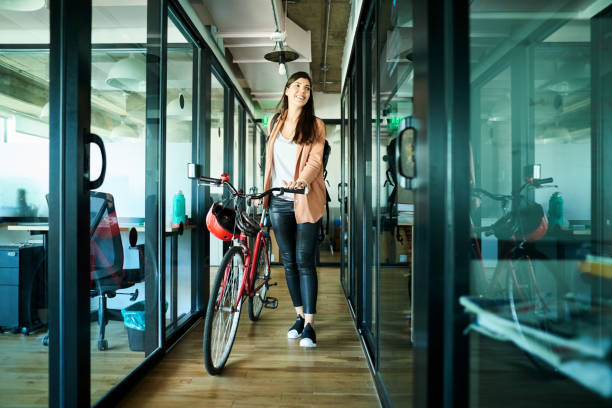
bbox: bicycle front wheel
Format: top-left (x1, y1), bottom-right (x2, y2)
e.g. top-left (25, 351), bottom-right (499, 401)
top-left (248, 233), bottom-right (271, 321)
top-left (507, 254), bottom-right (566, 374)
top-left (203, 246), bottom-right (244, 375)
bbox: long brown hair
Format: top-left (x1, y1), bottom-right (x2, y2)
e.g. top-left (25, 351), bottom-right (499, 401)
top-left (276, 71), bottom-right (316, 145)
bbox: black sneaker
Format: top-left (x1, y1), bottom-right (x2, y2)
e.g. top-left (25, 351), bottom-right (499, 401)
top-left (287, 315), bottom-right (305, 339)
top-left (299, 323), bottom-right (317, 347)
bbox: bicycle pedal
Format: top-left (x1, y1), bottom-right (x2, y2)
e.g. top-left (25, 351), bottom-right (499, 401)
top-left (269, 281), bottom-right (278, 287)
top-left (263, 297), bottom-right (278, 309)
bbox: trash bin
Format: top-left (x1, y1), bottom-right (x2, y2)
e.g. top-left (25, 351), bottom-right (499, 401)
top-left (121, 301), bottom-right (146, 352)
top-left (121, 300), bottom-right (168, 352)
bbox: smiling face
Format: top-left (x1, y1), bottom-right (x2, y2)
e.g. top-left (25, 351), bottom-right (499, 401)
top-left (284, 77), bottom-right (311, 109)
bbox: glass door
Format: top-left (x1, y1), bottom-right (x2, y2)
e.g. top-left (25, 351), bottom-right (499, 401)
top-left (89, 0), bottom-right (163, 402)
top-left (164, 12), bottom-right (195, 337)
top-left (466, 2), bottom-right (612, 406)
top-left (0, 6), bottom-right (50, 407)
top-left (340, 88), bottom-right (350, 293)
top-left (378, 0), bottom-right (415, 404)
top-left (209, 71), bottom-right (226, 281)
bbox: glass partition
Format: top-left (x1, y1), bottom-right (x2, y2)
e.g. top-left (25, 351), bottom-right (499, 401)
top-left (341, 88), bottom-right (350, 292)
top-left (466, 2), bottom-right (612, 406)
top-left (366, 14), bottom-right (379, 347)
top-left (88, 1), bottom-right (156, 402)
top-left (0, 6), bottom-right (50, 407)
top-left (378, 0), bottom-right (414, 405)
top-left (245, 117), bottom-right (255, 192)
top-left (233, 98), bottom-right (242, 186)
top-left (209, 73), bottom-right (225, 273)
top-left (255, 126), bottom-right (265, 194)
top-left (318, 123), bottom-right (341, 264)
top-left (165, 14), bottom-right (195, 337)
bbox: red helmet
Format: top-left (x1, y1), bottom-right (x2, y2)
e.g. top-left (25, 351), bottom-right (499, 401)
top-left (520, 203), bottom-right (548, 242)
top-left (206, 202), bottom-right (237, 241)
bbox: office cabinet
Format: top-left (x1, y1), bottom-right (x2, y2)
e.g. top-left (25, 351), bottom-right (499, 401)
top-left (0, 244), bottom-right (44, 333)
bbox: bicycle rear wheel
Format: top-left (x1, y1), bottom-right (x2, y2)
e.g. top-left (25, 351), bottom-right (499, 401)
top-left (248, 233), bottom-right (271, 321)
top-left (203, 246), bottom-right (244, 375)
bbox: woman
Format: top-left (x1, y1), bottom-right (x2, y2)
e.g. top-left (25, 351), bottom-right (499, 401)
top-left (263, 71), bottom-right (327, 348)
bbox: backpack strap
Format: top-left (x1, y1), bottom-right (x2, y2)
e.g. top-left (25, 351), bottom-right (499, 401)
top-left (268, 112), bottom-right (280, 139)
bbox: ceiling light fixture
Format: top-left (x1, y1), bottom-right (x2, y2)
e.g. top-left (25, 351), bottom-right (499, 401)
top-left (106, 55), bottom-right (146, 92)
top-left (264, 0), bottom-right (298, 76)
top-left (264, 39), bottom-right (299, 76)
top-left (0, 0), bottom-right (45, 11)
top-left (167, 92), bottom-right (192, 121)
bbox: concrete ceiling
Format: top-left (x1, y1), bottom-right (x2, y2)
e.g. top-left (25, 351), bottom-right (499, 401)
top-left (287, 0), bottom-right (350, 94)
top-left (193, 0), bottom-right (350, 113)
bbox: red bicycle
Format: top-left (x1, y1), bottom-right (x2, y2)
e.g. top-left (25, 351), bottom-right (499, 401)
top-left (189, 170), bottom-right (304, 375)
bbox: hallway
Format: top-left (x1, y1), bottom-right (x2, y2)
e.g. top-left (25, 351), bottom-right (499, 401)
top-left (119, 267), bottom-right (380, 407)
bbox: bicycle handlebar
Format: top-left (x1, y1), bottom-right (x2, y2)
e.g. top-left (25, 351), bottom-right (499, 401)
top-left (193, 173), bottom-right (305, 199)
top-left (474, 177), bottom-right (554, 201)
top-left (531, 177), bottom-right (553, 187)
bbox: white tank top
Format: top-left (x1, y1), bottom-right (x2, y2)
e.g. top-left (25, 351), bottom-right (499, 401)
top-left (271, 132), bottom-right (297, 201)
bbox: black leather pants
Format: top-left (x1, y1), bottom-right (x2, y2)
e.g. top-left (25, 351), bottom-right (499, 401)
top-left (269, 195), bottom-right (319, 314)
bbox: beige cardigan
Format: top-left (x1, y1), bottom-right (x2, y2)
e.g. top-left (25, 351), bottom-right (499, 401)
top-left (263, 112), bottom-right (327, 224)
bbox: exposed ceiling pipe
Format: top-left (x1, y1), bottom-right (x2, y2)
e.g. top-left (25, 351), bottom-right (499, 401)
top-left (321, 0), bottom-right (331, 92)
top-left (270, 0), bottom-right (289, 80)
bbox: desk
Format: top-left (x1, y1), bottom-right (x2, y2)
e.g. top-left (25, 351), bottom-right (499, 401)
top-left (3, 222), bottom-right (195, 335)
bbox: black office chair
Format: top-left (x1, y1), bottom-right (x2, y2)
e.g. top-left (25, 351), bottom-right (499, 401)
top-left (89, 191), bottom-right (142, 350)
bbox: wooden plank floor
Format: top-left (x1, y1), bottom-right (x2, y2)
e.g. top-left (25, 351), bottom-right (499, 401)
top-left (119, 267), bottom-right (380, 408)
top-left (0, 320), bottom-right (147, 406)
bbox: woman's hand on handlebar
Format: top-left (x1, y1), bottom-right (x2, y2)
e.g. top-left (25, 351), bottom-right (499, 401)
top-left (282, 179), bottom-right (307, 190)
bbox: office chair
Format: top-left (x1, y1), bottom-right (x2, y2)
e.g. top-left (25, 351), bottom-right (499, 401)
top-left (89, 191), bottom-right (142, 350)
top-left (41, 193), bottom-right (143, 350)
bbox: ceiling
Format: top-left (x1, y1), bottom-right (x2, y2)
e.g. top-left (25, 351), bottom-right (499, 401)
top-left (192, 0), bottom-right (351, 112)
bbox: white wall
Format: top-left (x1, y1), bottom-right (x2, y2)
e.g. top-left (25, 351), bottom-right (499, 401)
top-left (313, 92), bottom-right (341, 119)
top-left (534, 142), bottom-right (590, 223)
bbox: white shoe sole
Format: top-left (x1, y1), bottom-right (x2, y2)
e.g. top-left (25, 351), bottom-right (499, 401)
top-left (299, 338), bottom-right (317, 347)
top-left (287, 329), bottom-right (301, 339)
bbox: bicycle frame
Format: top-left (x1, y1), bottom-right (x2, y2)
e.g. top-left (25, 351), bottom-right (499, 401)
top-left (231, 210), bottom-right (270, 310)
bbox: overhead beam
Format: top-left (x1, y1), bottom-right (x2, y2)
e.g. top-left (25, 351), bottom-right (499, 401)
top-left (215, 32), bottom-right (275, 38)
top-left (233, 58), bottom-right (310, 63)
top-left (225, 42), bottom-right (276, 48)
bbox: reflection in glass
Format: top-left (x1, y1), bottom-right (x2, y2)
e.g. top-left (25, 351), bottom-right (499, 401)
top-left (369, 17), bottom-right (378, 344)
top-left (209, 73), bottom-right (225, 275)
top-left (165, 16), bottom-right (194, 337)
top-left (0, 7), bottom-right (50, 407)
top-left (466, 2), bottom-right (612, 406)
top-left (319, 124), bottom-right (341, 264)
top-left (378, 0), bottom-right (414, 405)
top-left (246, 118), bottom-right (255, 191)
top-left (233, 99), bottom-right (241, 185)
top-left (89, 1), bottom-right (156, 403)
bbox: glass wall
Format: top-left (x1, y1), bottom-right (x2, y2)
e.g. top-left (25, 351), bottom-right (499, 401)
top-left (89, 1), bottom-right (155, 402)
top-left (165, 14), bottom-right (195, 337)
top-left (341, 88), bottom-right (350, 292)
top-left (245, 117), bottom-right (255, 191)
top-left (256, 125), bottom-right (265, 193)
top-left (0, 6), bottom-right (50, 407)
top-left (233, 98), bottom-right (241, 186)
top-left (466, 1), bottom-right (612, 406)
top-left (366, 12), bottom-right (379, 349)
top-left (378, 0), bottom-right (414, 405)
top-left (318, 123), bottom-right (341, 264)
top-left (209, 72), bottom-right (225, 271)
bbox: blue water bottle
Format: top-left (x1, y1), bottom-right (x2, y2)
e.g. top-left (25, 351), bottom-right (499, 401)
top-left (172, 190), bottom-right (186, 227)
top-left (548, 192), bottom-right (563, 227)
